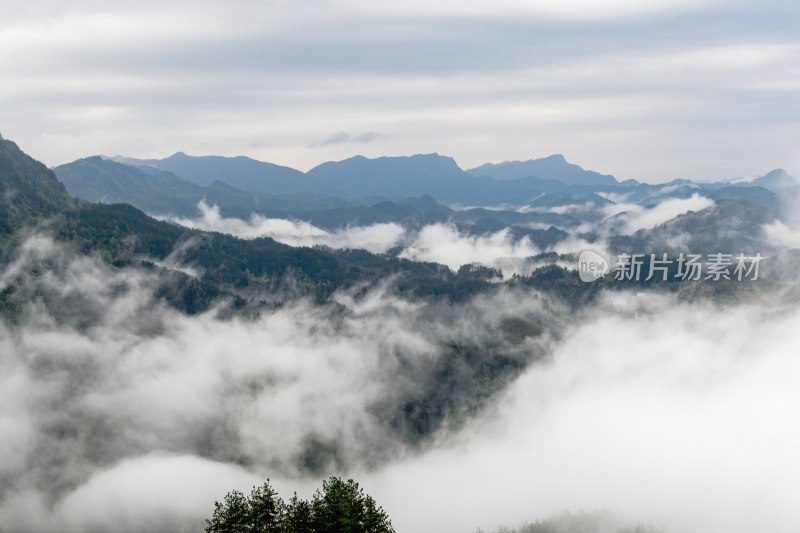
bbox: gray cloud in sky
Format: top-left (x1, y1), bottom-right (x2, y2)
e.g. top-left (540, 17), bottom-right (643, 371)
top-left (0, 0), bottom-right (798, 180)
top-left (310, 130), bottom-right (382, 147)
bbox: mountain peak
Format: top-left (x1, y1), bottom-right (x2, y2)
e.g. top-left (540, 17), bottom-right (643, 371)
top-left (466, 154), bottom-right (617, 186)
top-left (400, 193), bottom-right (444, 210)
top-left (318, 153), bottom-right (461, 172)
top-left (108, 151), bottom-right (304, 191)
top-left (750, 168), bottom-right (796, 191)
top-left (305, 153), bottom-right (469, 199)
top-left (763, 168), bottom-right (791, 178)
top-left (0, 137), bottom-right (74, 234)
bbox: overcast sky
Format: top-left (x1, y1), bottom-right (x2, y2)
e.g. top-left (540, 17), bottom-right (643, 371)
top-left (1, 0), bottom-right (798, 181)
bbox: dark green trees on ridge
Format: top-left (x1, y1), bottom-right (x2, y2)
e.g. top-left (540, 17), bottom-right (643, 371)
top-left (206, 477), bottom-right (394, 533)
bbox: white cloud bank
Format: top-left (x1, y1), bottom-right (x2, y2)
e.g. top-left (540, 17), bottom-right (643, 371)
top-left (368, 293), bottom-right (800, 533)
top-left (166, 203), bottom-right (641, 278)
top-left (605, 194), bottom-right (715, 233)
top-left (0, 235), bottom-right (553, 532)
top-left (4, 236), bottom-right (800, 533)
top-left (764, 220), bottom-right (800, 250)
top-left (167, 203), bottom-right (554, 276)
top-left (398, 223), bottom-right (540, 274)
top-left (3, 235), bottom-right (800, 533)
top-left (167, 202), bottom-right (405, 254)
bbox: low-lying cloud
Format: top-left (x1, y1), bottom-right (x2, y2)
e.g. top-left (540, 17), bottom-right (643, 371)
top-left (366, 292), bottom-right (800, 533)
top-left (2, 234), bottom-right (800, 532)
top-left (605, 193), bottom-right (715, 233)
top-left (398, 223), bottom-right (539, 275)
top-left (167, 203), bottom-right (595, 277)
top-left (167, 202), bottom-right (406, 254)
top-left (0, 234), bottom-right (551, 532)
top-left (763, 220), bottom-right (800, 250)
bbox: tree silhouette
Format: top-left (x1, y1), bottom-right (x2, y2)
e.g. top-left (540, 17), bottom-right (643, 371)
top-left (205, 477), bottom-right (394, 533)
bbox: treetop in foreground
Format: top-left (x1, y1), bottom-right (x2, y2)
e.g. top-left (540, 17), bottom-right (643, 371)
top-left (206, 477), bottom-right (394, 533)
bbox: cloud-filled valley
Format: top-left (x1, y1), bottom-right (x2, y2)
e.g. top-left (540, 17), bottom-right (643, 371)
top-left (0, 234), bottom-right (557, 531)
top-left (161, 190), bottom-right (723, 278)
top-left (373, 292), bottom-right (800, 533)
top-left (3, 231), bottom-right (800, 532)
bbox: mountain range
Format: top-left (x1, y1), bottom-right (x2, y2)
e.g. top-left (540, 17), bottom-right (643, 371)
top-left (114, 152), bottom-right (304, 191)
top-left (2, 133), bottom-right (797, 314)
top-left (94, 152), bottom-right (631, 204)
top-left (52, 149), bottom-right (798, 240)
top-left (0, 136), bottom-right (521, 315)
top-left (466, 154), bottom-right (621, 186)
top-left (82, 150), bottom-right (796, 205)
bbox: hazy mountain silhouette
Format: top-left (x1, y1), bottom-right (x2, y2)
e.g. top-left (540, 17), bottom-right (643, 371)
top-left (749, 169), bottom-right (797, 191)
top-left (467, 154), bottom-right (618, 186)
top-left (55, 157), bottom-right (350, 218)
top-left (116, 152), bottom-right (304, 193)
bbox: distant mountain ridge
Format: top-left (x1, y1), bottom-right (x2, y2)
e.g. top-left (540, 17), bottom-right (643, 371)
top-left (750, 169), bottom-right (797, 190)
top-left (467, 154), bottom-right (619, 186)
top-left (1, 135), bottom-right (515, 313)
top-left (57, 156), bottom-right (204, 215)
top-left (105, 151), bottom-right (626, 203)
top-left (304, 153), bottom-right (487, 199)
top-left (2, 133), bottom-right (793, 313)
top-left (96, 149), bottom-right (797, 207)
top-left (112, 152), bottom-right (304, 193)
top-left (55, 157), bottom-right (350, 219)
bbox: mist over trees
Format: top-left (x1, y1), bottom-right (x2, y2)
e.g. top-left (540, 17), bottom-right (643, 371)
top-left (477, 511), bottom-right (663, 533)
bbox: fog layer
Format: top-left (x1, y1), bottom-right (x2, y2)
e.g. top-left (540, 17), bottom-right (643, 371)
top-left (1, 235), bottom-right (799, 533)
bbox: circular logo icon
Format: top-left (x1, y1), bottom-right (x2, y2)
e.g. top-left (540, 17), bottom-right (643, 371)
top-left (578, 250), bottom-right (610, 282)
